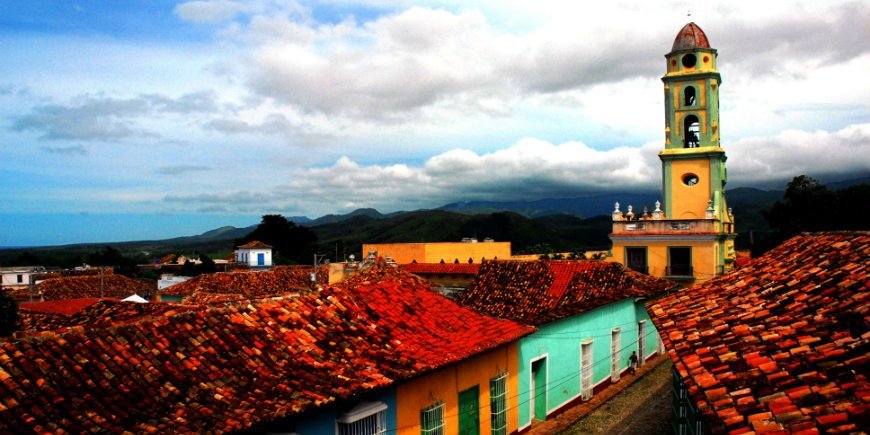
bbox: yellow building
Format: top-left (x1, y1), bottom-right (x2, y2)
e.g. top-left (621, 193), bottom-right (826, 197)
top-left (610, 23), bottom-right (736, 285)
top-left (362, 240), bottom-right (511, 264)
top-left (395, 343), bottom-right (521, 435)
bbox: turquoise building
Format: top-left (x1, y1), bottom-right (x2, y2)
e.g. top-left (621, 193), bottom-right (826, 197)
top-left (458, 260), bottom-right (676, 430)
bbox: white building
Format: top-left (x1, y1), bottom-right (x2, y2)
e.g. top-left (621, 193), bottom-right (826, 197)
top-left (0, 266), bottom-right (45, 288)
top-left (235, 241), bottom-right (273, 268)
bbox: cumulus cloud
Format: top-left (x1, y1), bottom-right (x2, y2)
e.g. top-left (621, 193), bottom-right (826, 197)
top-left (725, 123), bottom-right (870, 185)
top-left (197, 1), bottom-right (869, 122)
top-left (12, 91), bottom-right (222, 141)
top-left (162, 124), bottom-right (870, 215)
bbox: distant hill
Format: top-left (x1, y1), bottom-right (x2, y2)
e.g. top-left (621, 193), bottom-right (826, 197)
top-left (439, 193), bottom-right (660, 218)
top-left (5, 177), bottom-right (866, 267)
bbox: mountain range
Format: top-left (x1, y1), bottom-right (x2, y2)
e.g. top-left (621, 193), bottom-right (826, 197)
top-left (3, 176), bottom-right (868, 264)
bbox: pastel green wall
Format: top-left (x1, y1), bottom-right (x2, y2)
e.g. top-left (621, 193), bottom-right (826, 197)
top-left (516, 298), bottom-right (662, 429)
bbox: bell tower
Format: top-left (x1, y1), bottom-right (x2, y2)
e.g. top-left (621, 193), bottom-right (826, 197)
top-left (609, 22), bottom-right (736, 285)
top-left (660, 23), bottom-right (729, 221)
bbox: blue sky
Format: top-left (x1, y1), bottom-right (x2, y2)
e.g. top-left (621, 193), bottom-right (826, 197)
top-left (1, 0), bottom-right (869, 246)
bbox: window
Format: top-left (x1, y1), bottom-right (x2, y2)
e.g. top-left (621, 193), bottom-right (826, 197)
top-left (625, 248), bottom-right (647, 274)
top-left (337, 401), bottom-right (387, 435)
top-left (682, 173), bottom-right (699, 186)
top-left (637, 320), bottom-right (647, 368)
top-left (580, 339), bottom-right (593, 400)
top-left (684, 86), bottom-right (696, 106)
top-left (683, 115), bottom-right (700, 148)
top-left (17, 274), bottom-right (24, 284)
top-left (490, 373), bottom-right (508, 435)
top-left (611, 328), bottom-right (622, 383)
top-left (667, 247), bottom-right (693, 277)
top-left (682, 53), bottom-right (696, 68)
top-left (420, 401), bottom-right (445, 435)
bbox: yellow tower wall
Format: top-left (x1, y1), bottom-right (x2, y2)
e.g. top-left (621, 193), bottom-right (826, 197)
top-left (395, 342), bottom-right (520, 435)
top-left (669, 159), bottom-right (712, 219)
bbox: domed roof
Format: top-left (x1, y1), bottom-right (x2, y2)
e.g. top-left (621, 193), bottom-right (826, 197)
top-left (671, 22), bottom-right (710, 51)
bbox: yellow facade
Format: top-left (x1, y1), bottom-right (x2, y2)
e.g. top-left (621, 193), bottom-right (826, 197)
top-left (395, 343), bottom-right (520, 435)
top-left (668, 158), bottom-right (712, 219)
top-left (362, 242), bottom-right (511, 265)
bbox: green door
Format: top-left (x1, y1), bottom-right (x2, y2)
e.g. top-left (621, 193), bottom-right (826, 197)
top-left (458, 385), bottom-right (480, 435)
top-left (531, 358), bottom-right (547, 420)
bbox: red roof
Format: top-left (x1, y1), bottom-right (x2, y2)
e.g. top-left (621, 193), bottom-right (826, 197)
top-left (159, 265), bottom-right (325, 297)
top-left (402, 263), bottom-right (480, 275)
top-left (237, 240), bottom-right (273, 249)
top-left (37, 274), bottom-right (155, 301)
top-left (646, 232), bottom-right (870, 434)
top-left (0, 262), bottom-right (533, 433)
top-left (459, 260), bottom-right (676, 325)
top-left (19, 298), bottom-right (101, 315)
top-left (672, 22), bottom-right (711, 52)
top-left (16, 299), bottom-right (198, 334)
top-left (341, 262), bottom-right (534, 367)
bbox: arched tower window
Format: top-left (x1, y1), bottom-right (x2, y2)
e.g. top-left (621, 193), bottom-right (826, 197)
top-left (684, 86), bottom-right (696, 106)
top-left (684, 115), bottom-right (700, 148)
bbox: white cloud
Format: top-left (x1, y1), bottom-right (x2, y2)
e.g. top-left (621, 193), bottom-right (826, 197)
top-left (165, 124), bottom-right (870, 216)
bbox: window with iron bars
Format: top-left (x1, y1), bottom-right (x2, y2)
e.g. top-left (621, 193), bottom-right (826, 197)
top-left (337, 402), bottom-right (387, 435)
top-left (420, 401), bottom-right (445, 435)
top-left (490, 372), bottom-right (508, 435)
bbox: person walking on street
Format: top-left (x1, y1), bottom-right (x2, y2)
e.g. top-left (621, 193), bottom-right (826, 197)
top-left (629, 351), bottom-right (638, 375)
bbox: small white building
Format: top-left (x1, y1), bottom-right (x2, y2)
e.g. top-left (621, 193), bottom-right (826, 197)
top-left (235, 241), bottom-right (273, 268)
top-left (0, 266), bottom-right (45, 288)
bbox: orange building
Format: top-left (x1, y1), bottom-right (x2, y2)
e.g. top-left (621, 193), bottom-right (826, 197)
top-left (363, 240), bottom-right (511, 264)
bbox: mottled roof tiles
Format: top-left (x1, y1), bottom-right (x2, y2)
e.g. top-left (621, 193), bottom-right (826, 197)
top-left (37, 274), bottom-right (156, 301)
top-left (647, 232), bottom-right (870, 434)
top-left (459, 260), bottom-right (676, 325)
top-left (401, 262), bottom-right (480, 275)
top-left (0, 261), bottom-right (533, 433)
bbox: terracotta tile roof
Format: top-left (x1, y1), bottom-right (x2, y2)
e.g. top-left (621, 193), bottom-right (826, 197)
top-left (340, 262), bottom-right (535, 367)
top-left (33, 268), bottom-right (108, 281)
top-left (236, 240), bottom-right (273, 249)
top-left (402, 263), bottom-right (480, 275)
top-left (37, 275), bottom-right (156, 301)
top-left (0, 262), bottom-right (533, 433)
top-left (646, 232), bottom-right (870, 434)
top-left (180, 292), bottom-right (249, 305)
top-left (458, 260), bottom-right (677, 325)
top-left (15, 299), bottom-right (198, 335)
top-left (159, 265), bottom-right (325, 298)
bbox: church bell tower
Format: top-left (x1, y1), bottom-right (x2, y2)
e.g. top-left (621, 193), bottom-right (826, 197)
top-left (609, 23), bottom-right (736, 285)
top-left (660, 22), bottom-right (728, 221)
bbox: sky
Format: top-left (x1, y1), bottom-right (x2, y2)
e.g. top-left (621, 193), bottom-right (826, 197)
top-left (1, 0), bottom-right (869, 246)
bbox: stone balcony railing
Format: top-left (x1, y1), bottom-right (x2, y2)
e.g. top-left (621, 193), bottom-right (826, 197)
top-left (612, 219), bottom-right (734, 235)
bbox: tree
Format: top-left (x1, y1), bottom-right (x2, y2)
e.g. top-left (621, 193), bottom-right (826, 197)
top-left (238, 215), bottom-right (318, 265)
top-left (0, 292), bottom-right (18, 337)
top-left (757, 175), bottom-right (870, 255)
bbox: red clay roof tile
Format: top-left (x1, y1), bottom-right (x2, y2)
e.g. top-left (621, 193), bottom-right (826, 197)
top-left (236, 240), bottom-right (273, 249)
top-left (159, 265), bottom-right (325, 299)
top-left (401, 263), bottom-right (480, 275)
top-left (37, 275), bottom-right (155, 301)
top-left (0, 260), bottom-right (533, 433)
top-left (458, 260), bottom-right (676, 325)
top-left (647, 232), bottom-right (870, 434)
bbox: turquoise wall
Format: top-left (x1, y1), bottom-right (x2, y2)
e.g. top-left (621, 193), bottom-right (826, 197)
top-left (517, 299), bottom-right (662, 429)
